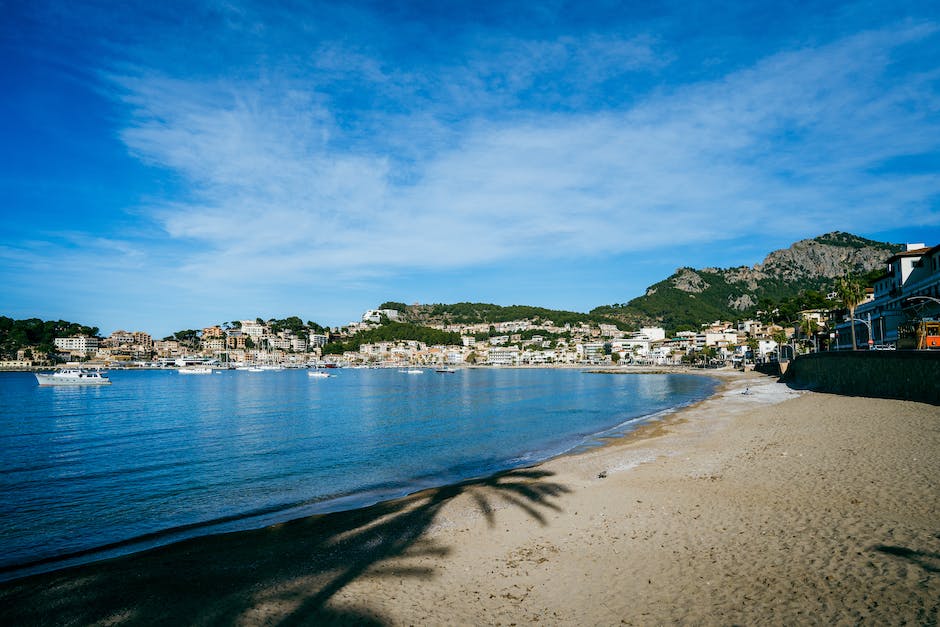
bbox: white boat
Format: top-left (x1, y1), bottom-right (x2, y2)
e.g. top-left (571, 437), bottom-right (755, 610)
top-left (405, 369), bottom-right (424, 374)
top-left (435, 367), bottom-right (456, 373)
top-left (308, 370), bottom-right (333, 378)
top-left (35, 368), bottom-right (111, 386)
top-left (178, 366), bottom-right (213, 374)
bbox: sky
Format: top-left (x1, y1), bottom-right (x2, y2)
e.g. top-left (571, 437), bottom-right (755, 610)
top-left (2, 0), bottom-right (939, 337)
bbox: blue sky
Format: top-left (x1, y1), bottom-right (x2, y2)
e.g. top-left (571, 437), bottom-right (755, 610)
top-left (2, 0), bottom-right (939, 337)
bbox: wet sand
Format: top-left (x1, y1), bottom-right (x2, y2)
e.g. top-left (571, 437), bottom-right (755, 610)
top-left (1, 371), bottom-right (938, 625)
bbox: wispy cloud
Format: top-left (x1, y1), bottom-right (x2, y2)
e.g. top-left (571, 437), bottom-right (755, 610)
top-left (6, 2), bottom-right (939, 332)
top-left (105, 18), bottom-right (940, 288)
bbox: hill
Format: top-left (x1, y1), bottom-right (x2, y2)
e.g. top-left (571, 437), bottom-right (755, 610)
top-left (0, 317), bottom-right (100, 359)
top-left (376, 302), bottom-right (629, 330)
top-left (590, 232), bottom-right (902, 330)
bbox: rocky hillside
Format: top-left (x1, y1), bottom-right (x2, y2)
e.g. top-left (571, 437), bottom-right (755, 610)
top-left (591, 232), bottom-right (902, 330)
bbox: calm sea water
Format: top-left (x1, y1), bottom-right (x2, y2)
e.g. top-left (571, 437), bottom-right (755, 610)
top-left (0, 368), bottom-right (716, 580)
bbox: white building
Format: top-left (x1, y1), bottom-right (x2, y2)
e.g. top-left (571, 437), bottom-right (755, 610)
top-left (53, 336), bottom-right (99, 355)
top-left (268, 337), bottom-right (292, 351)
top-left (488, 346), bottom-right (520, 366)
top-left (576, 342), bottom-right (607, 362)
top-left (836, 243), bottom-right (940, 348)
top-left (240, 320), bottom-right (267, 338)
top-left (639, 327), bottom-right (666, 341)
top-left (361, 309), bottom-right (401, 324)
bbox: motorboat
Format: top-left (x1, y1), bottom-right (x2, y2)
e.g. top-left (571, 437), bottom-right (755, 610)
top-left (35, 368), bottom-right (111, 386)
top-left (308, 370), bottom-right (333, 378)
top-left (435, 367), bottom-right (456, 373)
top-left (178, 366), bottom-right (213, 374)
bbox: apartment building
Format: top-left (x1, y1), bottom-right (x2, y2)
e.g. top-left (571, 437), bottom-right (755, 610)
top-left (836, 243), bottom-right (940, 348)
top-left (240, 320), bottom-right (267, 338)
top-left (53, 336), bottom-right (99, 356)
top-left (488, 346), bottom-right (520, 366)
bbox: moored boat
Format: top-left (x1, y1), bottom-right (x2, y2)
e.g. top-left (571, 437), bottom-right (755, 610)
top-left (178, 366), bottom-right (213, 375)
top-left (35, 368), bottom-right (111, 386)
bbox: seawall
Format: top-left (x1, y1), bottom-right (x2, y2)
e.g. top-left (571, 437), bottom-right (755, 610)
top-left (783, 351), bottom-right (940, 404)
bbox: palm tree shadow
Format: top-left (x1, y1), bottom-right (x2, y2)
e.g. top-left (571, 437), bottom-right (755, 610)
top-left (0, 468), bottom-right (570, 626)
top-left (871, 543), bottom-right (940, 574)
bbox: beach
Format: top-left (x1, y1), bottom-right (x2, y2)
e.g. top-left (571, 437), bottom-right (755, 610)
top-left (2, 371), bottom-right (938, 625)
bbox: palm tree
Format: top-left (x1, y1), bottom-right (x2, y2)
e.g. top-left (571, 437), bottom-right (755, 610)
top-left (800, 317), bottom-right (820, 352)
top-left (836, 277), bottom-right (866, 350)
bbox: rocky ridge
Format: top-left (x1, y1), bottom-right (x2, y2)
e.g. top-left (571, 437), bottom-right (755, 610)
top-left (592, 232), bottom-right (903, 328)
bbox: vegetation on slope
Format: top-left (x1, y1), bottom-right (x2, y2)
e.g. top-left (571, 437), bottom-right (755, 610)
top-left (0, 317), bottom-right (99, 359)
top-left (323, 322), bottom-right (462, 354)
top-left (380, 302), bottom-right (630, 330)
top-left (591, 232), bottom-right (902, 330)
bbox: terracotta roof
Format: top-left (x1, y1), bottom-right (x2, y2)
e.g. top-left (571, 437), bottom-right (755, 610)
top-left (886, 247), bottom-right (932, 262)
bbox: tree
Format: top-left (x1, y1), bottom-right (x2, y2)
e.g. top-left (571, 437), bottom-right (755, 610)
top-left (836, 277), bottom-right (866, 350)
top-left (746, 337), bottom-right (759, 362)
top-left (772, 329), bottom-right (788, 359)
top-left (800, 317), bottom-right (820, 351)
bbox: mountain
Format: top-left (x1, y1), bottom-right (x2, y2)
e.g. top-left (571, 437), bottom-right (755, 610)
top-left (590, 232), bottom-right (903, 330)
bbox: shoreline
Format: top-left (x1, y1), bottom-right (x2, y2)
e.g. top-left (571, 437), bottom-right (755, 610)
top-left (2, 370), bottom-right (938, 624)
top-left (0, 368), bottom-right (722, 583)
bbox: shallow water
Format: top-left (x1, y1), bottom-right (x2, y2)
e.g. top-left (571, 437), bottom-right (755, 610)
top-left (0, 368), bottom-right (716, 579)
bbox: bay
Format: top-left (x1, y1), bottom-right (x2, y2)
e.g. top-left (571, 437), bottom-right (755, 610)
top-left (0, 368), bottom-right (716, 580)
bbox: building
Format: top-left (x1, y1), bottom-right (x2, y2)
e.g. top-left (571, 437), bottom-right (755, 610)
top-left (361, 309), bottom-right (401, 324)
top-left (240, 320), bottom-right (267, 338)
top-left (835, 243), bottom-right (940, 348)
top-left (488, 346), bottom-right (520, 366)
top-left (576, 342), bottom-right (607, 363)
top-left (153, 339), bottom-right (182, 357)
top-left (202, 326), bottom-right (225, 339)
top-left (309, 333), bottom-right (329, 348)
top-left (203, 338), bottom-right (226, 352)
top-left (53, 336), bottom-right (99, 356)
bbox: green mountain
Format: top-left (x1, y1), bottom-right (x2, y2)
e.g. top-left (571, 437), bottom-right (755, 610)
top-left (590, 232), bottom-right (902, 330)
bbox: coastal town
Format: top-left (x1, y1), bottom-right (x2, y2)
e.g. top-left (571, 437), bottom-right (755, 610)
top-left (4, 241), bottom-right (939, 371)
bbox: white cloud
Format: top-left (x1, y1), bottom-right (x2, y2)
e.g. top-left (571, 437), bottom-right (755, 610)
top-left (107, 22), bottom-right (940, 288)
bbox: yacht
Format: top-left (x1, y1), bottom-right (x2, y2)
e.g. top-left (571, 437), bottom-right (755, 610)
top-left (35, 368), bottom-right (111, 386)
top-left (308, 370), bottom-right (333, 378)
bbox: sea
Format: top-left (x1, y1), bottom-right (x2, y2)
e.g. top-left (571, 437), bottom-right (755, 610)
top-left (0, 367), bottom-right (717, 581)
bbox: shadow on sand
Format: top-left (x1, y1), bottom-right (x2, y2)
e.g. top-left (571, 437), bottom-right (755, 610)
top-left (0, 468), bottom-right (570, 625)
top-left (872, 543), bottom-right (940, 574)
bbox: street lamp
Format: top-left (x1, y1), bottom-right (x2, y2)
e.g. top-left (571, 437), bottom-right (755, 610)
top-left (846, 314), bottom-right (874, 350)
top-left (907, 295), bottom-right (940, 306)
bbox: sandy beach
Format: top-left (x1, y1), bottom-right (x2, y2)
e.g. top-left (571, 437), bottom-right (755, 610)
top-left (2, 370), bottom-right (938, 625)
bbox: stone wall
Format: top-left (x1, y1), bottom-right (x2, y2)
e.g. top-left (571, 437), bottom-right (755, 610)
top-left (783, 351), bottom-right (940, 404)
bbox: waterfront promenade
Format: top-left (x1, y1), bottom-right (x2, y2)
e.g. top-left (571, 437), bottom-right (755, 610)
top-left (1, 371), bottom-right (937, 624)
